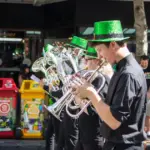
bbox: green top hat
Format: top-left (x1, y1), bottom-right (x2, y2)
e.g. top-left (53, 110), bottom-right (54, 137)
top-left (67, 36), bottom-right (88, 50)
top-left (90, 20), bottom-right (129, 42)
top-left (84, 47), bottom-right (98, 59)
top-left (42, 44), bottom-right (54, 56)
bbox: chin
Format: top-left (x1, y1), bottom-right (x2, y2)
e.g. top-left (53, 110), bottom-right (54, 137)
top-left (107, 59), bottom-right (113, 64)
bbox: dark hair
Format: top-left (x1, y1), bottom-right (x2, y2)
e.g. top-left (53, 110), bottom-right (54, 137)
top-left (89, 41), bottom-right (126, 48)
top-left (140, 55), bottom-right (149, 61)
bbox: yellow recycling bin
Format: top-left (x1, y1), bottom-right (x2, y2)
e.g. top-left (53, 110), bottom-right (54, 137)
top-left (19, 80), bottom-right (46, 139)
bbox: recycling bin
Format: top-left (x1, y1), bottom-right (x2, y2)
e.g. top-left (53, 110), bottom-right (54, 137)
top-left (0, 78), bottom-right (18, 138)
top-left (19, 80), bottom-right (46, 139)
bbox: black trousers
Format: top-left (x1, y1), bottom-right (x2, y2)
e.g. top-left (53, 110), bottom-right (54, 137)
top-left (45, 115), bottom-right (62, 150)
top-left (62, 110), bottom-right (79, 150)
top-left (56, 120), bottom-right (65, 150)
top-left (103, 141), bottom-right (144, 150)
top-left (74, 140), bottom-right (103, 150)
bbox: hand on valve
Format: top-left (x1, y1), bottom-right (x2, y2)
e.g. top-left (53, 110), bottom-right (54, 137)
top-left (71, 76), bottom-right (96, 100)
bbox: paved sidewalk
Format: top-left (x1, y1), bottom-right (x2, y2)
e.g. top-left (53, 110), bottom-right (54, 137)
top-left (0, 140), bottom-right (45, 150)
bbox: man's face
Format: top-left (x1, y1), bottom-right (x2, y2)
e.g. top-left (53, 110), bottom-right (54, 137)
top-left (95, 42), bottom-right (117, 65)
top-left (140, 59), bottom-right (149, 69)
top-left (25, 68), bottom-right (29, 73)
top-left (85, 57), bottom-right (99, 70)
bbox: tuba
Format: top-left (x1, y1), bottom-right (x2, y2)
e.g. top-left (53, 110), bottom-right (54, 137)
top-left (32, 48), bottom-right (59, 88)
top-left (32, 57), bottom-right (47, 75)
top-left (56, 49), bottom-right (78, 84)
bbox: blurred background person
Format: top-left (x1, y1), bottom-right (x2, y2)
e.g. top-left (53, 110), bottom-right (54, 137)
top-left (140, 55), bottom-right (150, 137)
top-left (146, 87), bottom-right (150, 137)
top-left (18, 64), bottom-right (31, 88)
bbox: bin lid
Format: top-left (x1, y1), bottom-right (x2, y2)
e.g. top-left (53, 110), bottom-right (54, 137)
top-left (19, 80), bottom-right (45, 93)
top-left (0, 78), bottom-right (18, 91)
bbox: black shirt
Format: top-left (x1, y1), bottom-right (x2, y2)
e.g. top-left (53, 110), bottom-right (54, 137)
top-left (101, 54), bottom-right (147, 144)
top-left (78, 73), bottom-right (110, 144)
top-left (44, 80), bottom-right (63, 102)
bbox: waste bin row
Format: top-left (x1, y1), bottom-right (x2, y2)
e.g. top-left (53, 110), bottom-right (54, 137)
top-left (0, 78), bottom-right (48, 139)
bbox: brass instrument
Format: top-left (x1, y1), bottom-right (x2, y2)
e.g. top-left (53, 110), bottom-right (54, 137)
top-left (45, 61), bottom-right (105, 121)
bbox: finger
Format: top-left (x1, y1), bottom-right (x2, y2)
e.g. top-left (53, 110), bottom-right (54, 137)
top-left (74, 77), bottom-right (84, 85)
top-left (72, 89), bottom-right (79, 95)
top-left (72, 79), bottom-right (82, 86)
top-left (75, 73), bottom-right (81, 78)
top-left (81, 77), bottom-right (87, 82)
top-left (71, 86), bottom-right (77, 92)
top-left (72, 77), bottom-right (84, 86)
top-left (81, 78), bottom-right (92, 87)
top-left (69, 82), bottom-right (77, 88)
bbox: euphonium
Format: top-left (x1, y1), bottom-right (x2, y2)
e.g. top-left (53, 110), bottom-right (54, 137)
top-left (32, 57), bottom-right (47, 73)
top-left (31, 54), bottom-right (58, 87)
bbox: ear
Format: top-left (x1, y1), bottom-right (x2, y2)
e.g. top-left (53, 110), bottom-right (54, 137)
top-left (110, 42), bottom-right (117, 52)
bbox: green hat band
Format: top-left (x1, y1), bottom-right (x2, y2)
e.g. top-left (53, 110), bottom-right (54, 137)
top-left (86, 52), bottom-right (97, 57)
top-left (95, 33), bottom-right (124, 40)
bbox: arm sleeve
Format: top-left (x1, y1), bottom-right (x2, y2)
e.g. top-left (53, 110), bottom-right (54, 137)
top-left (43, 85), bottom-right (49, 92)
top-left (110, 73), bottom-right (137, 123)
top-left (51, 89), bottom-right (63, 99)
top-left (87, 75), bottom-right (109, 115)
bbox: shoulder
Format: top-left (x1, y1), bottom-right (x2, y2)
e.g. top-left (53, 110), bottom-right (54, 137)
top-left (118, 71), bottom-right (146, 92)
top-left (120, 61), bottom-right (145, 85)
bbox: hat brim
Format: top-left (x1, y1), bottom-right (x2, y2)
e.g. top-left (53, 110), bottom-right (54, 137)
top-left (65, 43), bottom-right (87, 50)
top-left (83, 53), bottom-right (98, 59)
top-left (88, 37), bottom-right (130, 42)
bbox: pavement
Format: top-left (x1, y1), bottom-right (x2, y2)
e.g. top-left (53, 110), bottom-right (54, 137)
top-left (0, 140), bottom-right (45, 150)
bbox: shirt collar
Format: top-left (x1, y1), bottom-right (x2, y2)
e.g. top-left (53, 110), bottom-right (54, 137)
top-left (116, 54), bottom-right (133, 71)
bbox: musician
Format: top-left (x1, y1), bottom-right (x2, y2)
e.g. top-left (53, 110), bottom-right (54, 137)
top-left (53, 37), bottom-right (89, 150)
top-left (66, 36), bottom-right (88, 70)
top-left (73, 47), bottom-right (113, 150)
top-left (71, 20), bottom-right (147, 150)
top-left (39, 73), bottom-right (64, 150)
top-left (18, 64), bottom-right (31, 88)
top-left (140, 55), bottom-right (150, 137)
top-left (41, 41), bottom-right (83, 150)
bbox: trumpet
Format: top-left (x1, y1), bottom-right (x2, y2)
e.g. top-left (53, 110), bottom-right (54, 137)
top-left (65, 72), bottom-right (106, 119)
top-left (44, 89), bottom-right (73, 121)
top-left (46, 61), bottom-right (105, 121)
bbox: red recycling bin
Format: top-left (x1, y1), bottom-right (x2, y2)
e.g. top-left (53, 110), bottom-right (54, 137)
top-left (0, 78), bottom-right (18, 138)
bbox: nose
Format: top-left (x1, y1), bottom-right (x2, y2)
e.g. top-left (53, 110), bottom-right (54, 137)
top-left (99, 55), bottom-right (103, 59)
